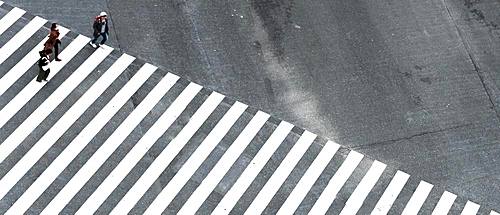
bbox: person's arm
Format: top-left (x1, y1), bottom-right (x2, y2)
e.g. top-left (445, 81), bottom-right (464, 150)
top-left (93, 20), bottom-right (99, 32)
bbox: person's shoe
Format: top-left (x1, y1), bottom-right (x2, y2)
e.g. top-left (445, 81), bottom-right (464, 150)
top-left (89, 41), bottom-right (97, 48)
top-left (55, 58), bottom-right (61, 61)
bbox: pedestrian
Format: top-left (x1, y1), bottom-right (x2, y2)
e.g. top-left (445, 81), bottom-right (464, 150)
top-left (43, 23), bottom-right (62, 61)
top-left (36, 50), bottom-right (51, 82)
top-left (89, 12), bottom-right (109, 48)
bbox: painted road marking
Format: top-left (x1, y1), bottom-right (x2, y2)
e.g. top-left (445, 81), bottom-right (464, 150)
top-left (74, 83), bottom-right (202, 214)
top-left (212, 121), bottom-right (294, 215)
top-left (0, 27), bottom-right (69, 96)
top-left (0, 16), bottom-right (45, 64)
top-left (0, 7), bottom-right (25, 37)
top-left (0, 45), bottom-right (111, 201)
top-left (5, 54), bottom-right (134, 214)
top-left (178, 111), bottom-right (270, 214)
top-left (308, 150), bottom-right (364, 215)
top-left (141, 101), bottom-right (247, 215)
top-left (431, 191), bottom-right (457, 215)
top-left (0, 35), bottom-right (88, 132)
top-left (340, 160), bottom-right (387, 215)
top-left (0, 2), bottom-right (494, 214)
top-left (401, 180), bottom-right (434, 215)
top-left (0, 41), bottom-right (108, 165)
top-left (371, 170), bottom-right (410, 215)
top-left (277, 141), bottom-right (340, 215)
top-left (109, 91), bottom-right (225, 214)
top-left (41, 70), bottom-right (178, 215)
top-left (244, 131), bottom-right (316, 215)
top-left (461, 201), bottom-right (480, 215)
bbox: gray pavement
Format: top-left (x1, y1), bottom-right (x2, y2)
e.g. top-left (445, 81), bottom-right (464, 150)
top-left (3, 0), bottom-right (500, 213)
top-left (0, 8), bottom-right (470, 214)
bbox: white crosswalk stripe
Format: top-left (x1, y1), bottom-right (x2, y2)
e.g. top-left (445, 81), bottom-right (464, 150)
top-left (0, 7), bottom-right (25, 36)
top-left (76, 82), bottom-right (203, 214)
top-left (308, 150), bottom-right (364, 215)
top-left (0, 40), bottom-right (109, 164)
top-left (340, 160), bottom-right (386, 215)
top-left (111, 91), bottom-right (226, 214)
top-left (432, 191), bottom-right (457, 215)
top-left (276, 141), bottom-right (340, 215)
top-left (142, 101), bottom-right (247, 214)
top-left (0, 46), bottom-right (111, 203)
top-left (212, 121), bottom-right (294, 215)
top-left (371, 170), bottom-right (410, 215)
top-left (245, 131), bottom-right (316, 215)
top-left (0, 4), bottom-right (496, 215)
top-left (0, 27), bottom-right (70, 96)
top-left (0, 16), bottom-right (45, 64)
top-left (178, 111), bottom-right (270, 214)
top-left (461, 201), bottom-right (480, 215)
top-left (53, 62), bottom-right (158, 214)
top-left (42, 70), bottom-right (179, 215)
top-left (5, 54), bottom-right (135, 214)
top-left (0, 34), bottom-right (88, 132)
top-left (402, 180), bottom-right (434, 215)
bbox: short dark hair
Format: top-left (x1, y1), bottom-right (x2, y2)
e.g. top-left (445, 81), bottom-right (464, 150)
top-left (51, 23), bottom-right (57, 30)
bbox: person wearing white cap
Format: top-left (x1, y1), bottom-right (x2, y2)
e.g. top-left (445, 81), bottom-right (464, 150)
top-left (89, 11), bottom-right (109, 48)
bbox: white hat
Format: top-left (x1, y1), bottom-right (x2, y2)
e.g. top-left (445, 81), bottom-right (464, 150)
top-left (99, 11), bottom-right (107, 17)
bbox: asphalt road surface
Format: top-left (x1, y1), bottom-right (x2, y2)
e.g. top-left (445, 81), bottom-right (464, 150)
top-left (6, 0), bottom-right (500, 211)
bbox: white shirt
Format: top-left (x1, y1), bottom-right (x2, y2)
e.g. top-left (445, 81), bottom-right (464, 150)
top-left (100, 19), bottom-right (106, 33)
top-left (41, 57), bottom-right (50, 71)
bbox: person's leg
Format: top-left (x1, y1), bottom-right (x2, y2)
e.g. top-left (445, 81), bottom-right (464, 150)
top-left (100, 33), bottom-right (108, 45)
top-left (36, 68), bottom-right (43, 82)
top-left (43, 69), bottom-right (50, 81)
top-left (54, 41), bottom-right (61, 61)
top-left (91, 33), bottom-right (100, 44)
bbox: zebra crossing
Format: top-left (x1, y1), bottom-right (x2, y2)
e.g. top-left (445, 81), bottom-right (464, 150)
top-left (0, 2), bottom-right (498, 214)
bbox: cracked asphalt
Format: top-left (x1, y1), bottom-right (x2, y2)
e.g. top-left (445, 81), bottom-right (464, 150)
top-left (5, 0), bottom-right (500, 211)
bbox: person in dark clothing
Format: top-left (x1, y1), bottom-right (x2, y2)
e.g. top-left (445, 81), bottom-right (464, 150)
top-left (89, 12), bottom-right (109, 48)
top-left (37, 50), bottom-right (51, 82)
top-left (44, 23), bottom-right (61, 61)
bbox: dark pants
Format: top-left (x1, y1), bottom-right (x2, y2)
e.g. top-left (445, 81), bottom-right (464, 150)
top-left (36, 68), bottom-right (50, 82)
top-left (54, 40), bottom-right (60, 59)
top-left (92, 32), bottom-right (108, 45)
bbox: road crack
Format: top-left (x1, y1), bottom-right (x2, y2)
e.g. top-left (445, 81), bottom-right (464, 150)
top-left (104, 0), bottom-right (124, 52)
top-left (440, 0), bottom-right (500, 122)
top-left (353, 123), bottom-right (474, 150)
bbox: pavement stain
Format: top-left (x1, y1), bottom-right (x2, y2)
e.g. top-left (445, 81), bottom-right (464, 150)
top-left (470, 8), bottom-right (485, 21)
top-left (250, 0), bottom-right (295, 59)
top-left (420, 77), bottom-right (432, 84)
top-left (463, 0), bottom-right (500, 37)
top-left (464, 0), bottom-right (480, 9)
top-left (263, 77), bottom-right (276, 104)
top-left (410, 95), bottom-right (424, 107)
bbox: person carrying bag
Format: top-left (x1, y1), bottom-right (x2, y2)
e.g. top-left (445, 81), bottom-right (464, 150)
top-left (37, 50), bottom-right (51, 82)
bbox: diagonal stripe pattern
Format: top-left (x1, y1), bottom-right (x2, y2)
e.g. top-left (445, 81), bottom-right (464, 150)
top-left (0, 4), bottom-right (497, 215)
